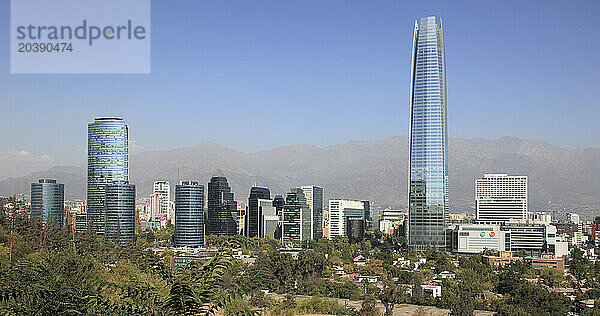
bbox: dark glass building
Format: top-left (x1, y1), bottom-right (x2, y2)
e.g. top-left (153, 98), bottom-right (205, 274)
top-left (361, 200), bottom-right (372, 231)
top-left (245, 186), bottom-right (270, 237)
top-left (282, 188), bottom-right (310, 241)
top-left (273, 195), bottom-right (285, 216)
top-left (104, 181), bottom-right (136, 246)
top-left (87, 117), bottom-right (129, 234)
top-left (174, 181), bottom-right (205, 247)
top-left (206, 169), bottom-right (237, 236)
top-left (30, 179), bottom-right (64, 228)
top-left (346, 217), bottom-right (365, 243)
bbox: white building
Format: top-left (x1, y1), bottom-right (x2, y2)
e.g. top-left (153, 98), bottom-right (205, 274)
top-left (528, 212), bottom-right (552, 224)
top-left (328, 199), bottom-right (364, 238)
top-left (450, 220), bottom-right (560, 257)
top-left (152, 181), bottom-right (171, 227)
top-left (476, 174), bottom-right (527, 223)
top-left (258, 198), bottom-right (279, 239)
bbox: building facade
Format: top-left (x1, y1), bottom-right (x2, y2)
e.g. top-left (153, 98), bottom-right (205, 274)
top-left (245, 186), bottom-right (271, 237)
top-left (328, 199), bottom-right (365, 238)
top-left (301, 185), bottom-right (324, 240)
top-left (87, 117), bottom-right (129, 234)
top-left (30, 179), bottom-right (64, 228)
top-left (475, 174), bottom-right (527, 223)
top-left (206, 169), bottom-right (237, 236)
top-left (282, 188), bottom-right (311, 241)
top-left (104, 181), bottom-right (136, 245)
top-left (408, 16), bottom-right (449, 250)
top-left (152, 181), bottom-right (171, 227)
top-left (174, 181), bottom-right (205, 247)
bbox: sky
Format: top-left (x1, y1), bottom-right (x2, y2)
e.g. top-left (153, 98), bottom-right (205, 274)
top-left (1, 0), bottom-right (599, 166)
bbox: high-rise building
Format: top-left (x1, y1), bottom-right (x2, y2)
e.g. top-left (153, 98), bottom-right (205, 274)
top-left (361, 200), bottom-right (373, 231)
top-left (174, 181), bottom-right (204, 247)
top-left (87, 117), bottom-right (129, 234)
top-left (30, 179), bottom-right (64, 228)
top-left (206, 169), bottom-right (237, 236)
top-left (475, 174), bottom-right (527, 223)
top-left (258, 198), bottom-right (279, 239)
top-left (346, 217), bottom-right (365, 243)
top-left (273, 195), bottom-right (285, 216)
top-left (328, 199), bottom-right (365, 238)
top-left (408, 16), bottom-right (449, 250)
top-left (104, 181), bottom-right (136, 245)
top-left (282, 188), bottom-right (311, 241)
top-left (301, 185), bottom-right (324, 240)
top-left (152, 181), bottom-right (171, 226)
top-left (245, 186), bottom-right (271, 237)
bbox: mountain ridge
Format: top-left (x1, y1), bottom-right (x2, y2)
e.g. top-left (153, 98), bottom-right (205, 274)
top-left (1, 136), bottom-right (599, 212)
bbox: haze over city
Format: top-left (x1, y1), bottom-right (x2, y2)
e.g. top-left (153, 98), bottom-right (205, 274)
top-left (1, 0), bottom-right (599, 168)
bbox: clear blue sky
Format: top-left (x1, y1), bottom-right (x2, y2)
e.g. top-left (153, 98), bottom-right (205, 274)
top-left (1, 0), bottom-right (599, 165)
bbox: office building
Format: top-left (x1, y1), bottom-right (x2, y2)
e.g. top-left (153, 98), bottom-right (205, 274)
top-left (174, 181), bottom-right (204, 248)
top-left (408, 16), bottom-right (449, 250)
top-left (206, 169), bottom-right (237, 236)
top-left (328, 199), bottom-right (365, 238)
top-left (449, 220), bottom-right (559, 257)
top-left (259, 198), bottom-right (280, 239)
top-left (30, 179), bottom-right (64, 228)
top-left (104, 181), bottom-right (136, 245)
top-left (273, 195), bottom-right (285, 216)
top-left (301, 185), bottom-right (324, 240)
top-left (346, 217), bottom-right (365, 243)
top-left (245, 186), bottom-right (271, 237)
top-left (282, 188), bottom-right (311, 241)
top-left (75, 213), bottom-right (88, 233)
top-left (87, 117), bottom-right (129, 234)
top-left (475, 174), bottom-right (527, 223)
top-left (152, 181), bottom-right (171, 226)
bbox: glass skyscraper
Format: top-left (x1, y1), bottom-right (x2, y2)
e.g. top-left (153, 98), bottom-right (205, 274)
top-left (87, 117), bottom-right (129, 234)
top-left (104, 181), bottom-right (136, 245)
top-left (282, 188), bottom-right (310, 241)
top-left (300, 185), bottom-right (324, 240)
top-left (206, 169), bottom-right (237, 236)
top-left (408, 16), bottom-right (449, 250)
top-left (174, 181), bottom-right (205, 247)
top-left (245, 186), bottom-right (271, 237)
top-left (30, 179), bottom-right (64, 228)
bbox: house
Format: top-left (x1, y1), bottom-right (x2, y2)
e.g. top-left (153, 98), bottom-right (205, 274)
top-left (438, 271), bottom-right (456, 279)
top-left (354, 255), bottom-right (367, 266)
top-left (421, 285), bottom-right (442, 298)
top-left (356, 275), bottom-right (379, 283)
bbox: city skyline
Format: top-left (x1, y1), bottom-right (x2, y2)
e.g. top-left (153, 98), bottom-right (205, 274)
top-left (1, 0), bottom-right (599, 168)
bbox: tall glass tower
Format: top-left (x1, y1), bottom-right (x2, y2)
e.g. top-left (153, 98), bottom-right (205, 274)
top-left (408, 16), bottom-right (449, 250)
top-left (245, 186), bottom-right (270, 237)
top-left (104, 181), bottom-right (136, 246)
top-left (206, 169), bottom-right (237, 236)
top-left (87, 117), bottom-right (129, 234)
top-left (174, 181), bottom-right (205, 247)
top-left (30, 179), bottom-right (64, 228)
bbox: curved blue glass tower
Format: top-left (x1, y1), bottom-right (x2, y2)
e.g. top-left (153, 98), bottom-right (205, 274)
top-left (104, 181), bottom-right (136, 245)
top-left (87, 117), bottom-right (129, 234)
top-left (174, 181), bottom-right (205, 247)
top-left (30, 179), bottom-right (64, 228)
top-left (408, 16), bottom-right (449, 250)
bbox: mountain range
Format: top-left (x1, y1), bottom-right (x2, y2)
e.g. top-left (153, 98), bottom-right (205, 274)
top-left (1, 136), bottom-right (599, 212)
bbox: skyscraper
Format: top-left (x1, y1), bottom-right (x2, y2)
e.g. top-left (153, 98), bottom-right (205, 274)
top-left (475, 174), bottom-right (527, 223)
top-left (104, 181), bottom-right (136, 245)
top-left (408, 16), bottom-right (449, 250)
top-left (301, 185), bottom-right (324, 240)
top-left (245, 186), bottom-right (271, 237)
top-left (30, 179), bottom-right (64, 228)
top-left (87, 117), bottom-right (129, 234)
top-left (206, 169), bottom-right (237, 236)
top-left (174, 181), bottom-right (205, 247)
top-left (282, 188), bottom-right (311, 241)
